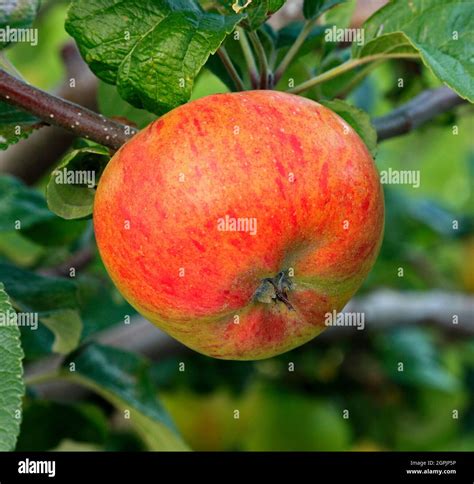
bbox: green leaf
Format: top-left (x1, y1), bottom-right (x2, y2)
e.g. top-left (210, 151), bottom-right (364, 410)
top-left (46, 146), bottom-right (110, 220)
top-left (66, 0), bottom-right (243, 115)
top-left (21, 217), bottom-right (88, 247)
top-left (0, 262), bottom-right (83, 355)
top-left (0, 0), bottom-right (40, 49)
top-left (276, 21), bottom-right (327, 53)
top-left (19, 323), bottom-right (54, 360)
top-left (303, 0), bottom-right (346, 20)
top-left (376, 328), bottom-right (459, 392)
top-left (20, 272), bottom-right (137, 360)
top-left (16, 400), bottom-right (109, 451)
top-left (0, 283), bottom-right (25, 451)
top-left (353, 0), bottom-right (474, 102)
top-left (322, 0), bottom-right (355, 28)
top-left (0, 175), bottom-right (88, 247)
top-left (0, 101), bottom-right (42, 150)
top-left (257, 23), bottom-right (277, 60)
top-left (275, 57), bottom-right (315, 92)
top-left (356, 32), bottom-right (417, 57)
top-left (212, 1), bottom-right (285, 29)
top-left (47, 182), bottom-right (95, 221)
top-left (240, 0), bottom-right (285, 29)
top-left (321, 99), bottom-right (377, 156)
top-left (268, 0), bottom-right (285, 11)
top-left (0, 175), bottom-right (54, 231)
top-left (40, 310), bottom-right (83, 355)
top-left (78, 275), bottom-right (137, 340)
top-left (0, 231), bottom-right (44, 267)
top-left (63, 344), bottom-right (189, 451)
top-left (52, 439), bottom-right (103, 451)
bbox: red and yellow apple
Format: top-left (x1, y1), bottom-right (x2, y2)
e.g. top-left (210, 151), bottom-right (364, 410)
top-left (94, 91), bottom-right (384, 360)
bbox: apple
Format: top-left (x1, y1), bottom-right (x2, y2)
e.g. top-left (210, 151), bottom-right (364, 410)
top-left (94, 90), bottom-right (384, 360)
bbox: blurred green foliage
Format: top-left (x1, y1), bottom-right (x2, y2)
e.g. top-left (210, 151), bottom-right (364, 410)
top-left (6, 2), bottom-right (70, 89)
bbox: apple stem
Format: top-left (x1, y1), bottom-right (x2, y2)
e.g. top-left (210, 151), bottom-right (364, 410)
top-left (248, 30), bottom-right (271, 90)
top-left (254, 270), bottom-right (295, 310)
top-left (217, 47), bottom-right (246, 91)
top-left (237, 27), bottom-right (260, 89)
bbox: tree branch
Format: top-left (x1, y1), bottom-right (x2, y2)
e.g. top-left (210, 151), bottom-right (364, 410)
top-left (0, 42), bottom-right (99, 184)
top-left (336, 289), bottom-right (474, 334)
top-left (0, 69), bottom-right (137, 150)
top-left (373, 86), bottom-right (468, 141)
top-left (0, 66), bottom-right (468, 155)
top-left (24, 289), bottom-right (474, 400)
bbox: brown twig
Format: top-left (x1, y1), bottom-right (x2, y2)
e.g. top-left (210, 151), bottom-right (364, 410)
top-left (373, 86), bottom-right (468, 141)
top-left (0, 42), bottom-right (99, 184)
top-left (0, 69), bottom-right (137, 150)
top-left (24, 288), bottom-right (474, 400)
top-left (0, 67), bottom-right (468, 153)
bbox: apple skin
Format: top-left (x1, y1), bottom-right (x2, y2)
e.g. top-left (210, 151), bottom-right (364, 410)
top-left (94, 90), bottom-right (384, 360)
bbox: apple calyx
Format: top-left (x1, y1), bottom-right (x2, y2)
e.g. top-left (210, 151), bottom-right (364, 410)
top-left (253, 270), bottom-right (295, 310)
